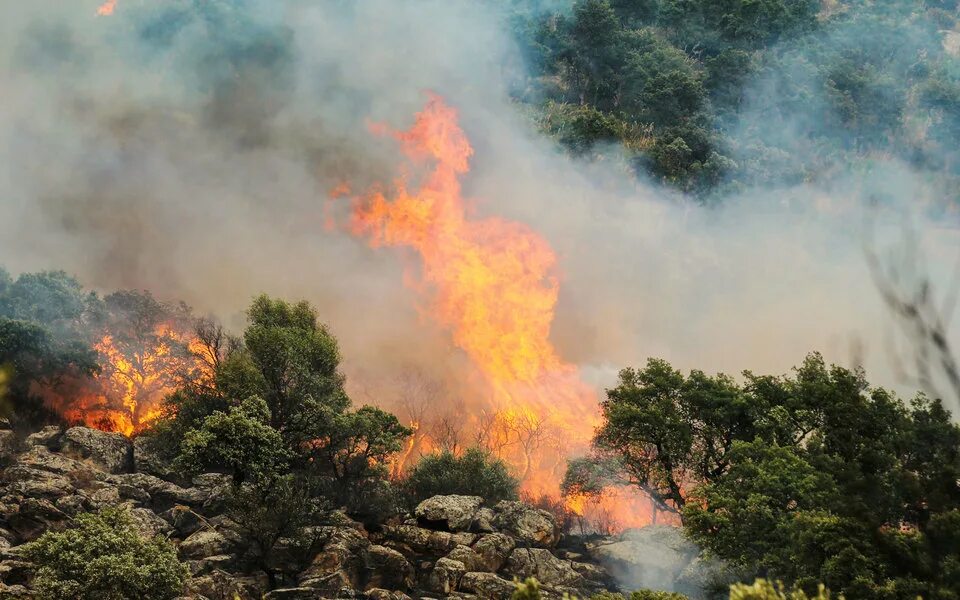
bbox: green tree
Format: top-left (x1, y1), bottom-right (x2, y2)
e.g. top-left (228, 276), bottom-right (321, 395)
top-left (175, 395), bottom-right (289, 484)
top-left (405, 447), bottom-right (519, 505)
top-left (23, 506), bottom-right (187, 600)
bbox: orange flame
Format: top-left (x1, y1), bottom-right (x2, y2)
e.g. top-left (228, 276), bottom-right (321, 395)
top-left (57, 323), bottom-right (212, 437)
top-left (341, 95), bottom-right (648, 526)
top-left (96, 0), bottom-right (117, 16)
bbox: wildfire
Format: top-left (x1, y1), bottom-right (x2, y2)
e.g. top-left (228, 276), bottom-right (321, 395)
top-left (96, 0), bottom-right (117, 16)
top-left (59, 323), bottom-right (212, 437)
top-left (341, 95), bottom-right (644, 524)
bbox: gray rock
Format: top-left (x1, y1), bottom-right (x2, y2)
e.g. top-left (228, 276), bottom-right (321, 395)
top-left (415, 495), bottom-right (483, 532)
top-left (472, 507), bottom-right (496, 533)
top-left (492, 501), bottom-right (559, 547)
top-left (133, 434), bottom-right (176, 480)
top-left (459, 572), bottom-right (516, 599)
top-left (25, 426), bottom-right (62, 448)
top-left (504, 547), bottom-right (584, 588)
top-left (471, 533), bottom-right (515, 572)
top-left (180, 530), bottom-right (232, 560)
top-left (366, 589), bottom-right (413, 600)
top-left (363, 545), bottom-right (413, 591)
top-left (0, 430), bottom-right (18, 463)
top-left (129, 507), bottom-right (174, 537)
top-left (162, 504), bottom-right (205, 538)
top-left (427, 557), bottom-right (466, 595)
top-left (185, 569), bottom-right (262, 600)
top-left (445, 544), bottom-right (488, 572)
top-left (13, 446), bottom-right (89, 476)
top-left (382, 525), bottom-right (474, 556)
top-left (263, 589), bottom-right (325, 600)
top-left (108, 473), bottom-right (207, 511)
top-left (298, 526), bottom-right (368, 591)
top-left (54, 494), bottom-right (89, 515)
top-left (61, 426), bottom-right (133, 474)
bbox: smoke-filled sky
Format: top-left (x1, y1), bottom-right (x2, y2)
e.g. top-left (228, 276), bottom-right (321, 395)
top-left (1, 1), bottom-right (958, 412)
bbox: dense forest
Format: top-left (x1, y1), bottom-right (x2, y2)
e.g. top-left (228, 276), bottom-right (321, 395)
top-left (507, 0), bottom-right (960, 206)
top-left (1, 1), bottom-right (960, 599)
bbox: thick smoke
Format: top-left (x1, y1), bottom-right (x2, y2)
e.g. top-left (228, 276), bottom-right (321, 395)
top-left (0, 0), bottom-right (958, 421)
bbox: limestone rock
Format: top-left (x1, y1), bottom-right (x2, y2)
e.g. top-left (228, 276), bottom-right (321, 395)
top-left (471, 533), bottom-right (515, 572)
top-left (427, 557), bottom-right (466, 595)
top-left (383, 525), bottom-right (474, 556)
top-left (471, 507), bottom-right (496, 533)
top-left (25, 426), bottom-right (62, 449)
top-left (415, 495), bottom-right (483, 532)
top-left (445, 544), bottom-right (488, 572)
top-left (161, 505), bottom-right (204, 538)
top-left (0, 430), bottom-right (18, 463)
top-left (492, 501), bottom-right (559, 547)
top-left (363, 545), bottom-right (413, 591)
top-left (60, 426), bottom-right (133, 474)
top-left (180, 530), bottom-right (232, 560)
top-left (504, 547), bottom-right (584, 588)
top-left (459, 572), bottom-right (516, 599)
top-left (133, 434), bottom-right (177, 480)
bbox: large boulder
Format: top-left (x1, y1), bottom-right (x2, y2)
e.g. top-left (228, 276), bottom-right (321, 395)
top-left (0, 429), bottom-right (18, 463)
top-left (298, 526), bottom-right (368, 592)
top-left (133, 435), bottom-right (177, 480)
top-left (492, 501), bottom-right (559, 547)
top-left (108, 473), bottom-right (208, 511)
top-left (471, 532), bottom-right (515, 572)
top-left (444, 544), bottom-right (488, 572)
top-left (427, 557), bottom-right (466, 595)
top-left (25, 426), bottom-right (62, 449)
top-left (363, 545), bottom-right (413, 591)
top-left (588, 526), bottom-right (698, 593)
top-left (415, 495), bottom-right (483, 532)
top-left (459, 572), bottom-right (516, 599)
top-left (180, 529), bottom-right (233, 560)
top-left (60, 426), bottom-right (133, 474)
top-left (382, 524), bottom-right (474, 556)
top-left (504, 548), bottom-right (585, 589)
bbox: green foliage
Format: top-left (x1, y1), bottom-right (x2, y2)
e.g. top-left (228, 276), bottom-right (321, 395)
top-left (584, 352), bottom-right (960, 598)
top-left (162, 295), bottom-right (411, 519)
top-left (175, 395), bottom-right (289, 484)
top-left (404, 447), bottom-right (519, 505)
top-left (225, 474), bottom-right (322, 588)
top-left (23, 506), bottom-right (187, 600)
top-left (513, 576), bottom-right (543, 600)
top-left (729, 579), bottom-right (836, 600)
top-left (0, 270), bottom-right (101, 425)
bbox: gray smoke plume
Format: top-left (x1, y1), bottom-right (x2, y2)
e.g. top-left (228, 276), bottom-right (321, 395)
top-left (0, 0), bottom-right (957, 419)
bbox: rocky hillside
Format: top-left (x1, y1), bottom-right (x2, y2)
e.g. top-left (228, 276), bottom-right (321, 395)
top-left (0, 423), bottom-right (713, 599)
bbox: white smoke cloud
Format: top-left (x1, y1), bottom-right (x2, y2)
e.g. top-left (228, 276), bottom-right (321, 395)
top-left (0, 0), bottom-right (957, 416)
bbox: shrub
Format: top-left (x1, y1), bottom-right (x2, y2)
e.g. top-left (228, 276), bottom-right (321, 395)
top-left (404, 447), bottom-right (519, 505)
top-left (23, 506), bottom-right (187, 600)
top-left (729, 580), bottom-right (837, 600)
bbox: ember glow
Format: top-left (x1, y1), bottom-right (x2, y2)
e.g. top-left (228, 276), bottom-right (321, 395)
top-left (343, 95), bottom-right (653, 528)
top-left (96, 0), bottom-right (117, 16)
top-left (56, 323), bottom-right (212, 437)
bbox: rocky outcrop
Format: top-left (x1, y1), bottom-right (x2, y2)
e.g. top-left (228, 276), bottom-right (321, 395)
top-left (60, 426), bottom-right (133, 474)
top-left (415, 494), bottom-right (483, 531)
top-left (0, 426), bottom-right (727, 599)
top-left (492, 500), bottom-right (560, 547)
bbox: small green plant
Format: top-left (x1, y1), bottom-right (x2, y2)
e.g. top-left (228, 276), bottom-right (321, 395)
top-left (23, 506), bottom-right (187, 600)
top-left (404, 447), bottom-right (518, 504)
top-left (729, 579), bottom-right (838, 600)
